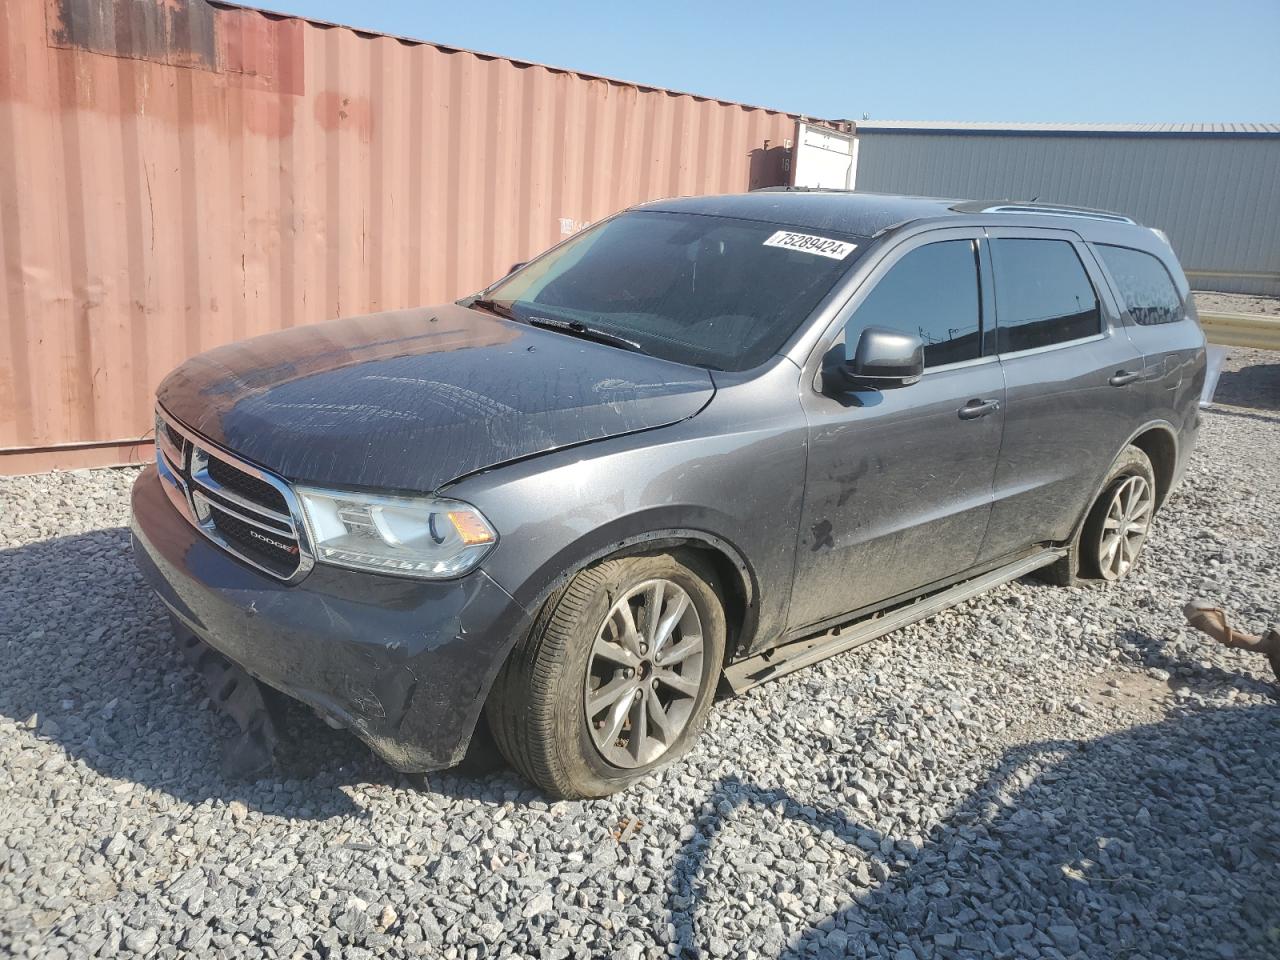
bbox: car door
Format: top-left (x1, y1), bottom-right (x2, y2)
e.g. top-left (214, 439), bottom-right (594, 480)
top-left (789, 228), bottom-right (1005, 633)
top-left (1088, 240), bottom-right (1206, 426)
top-left (977, 227), bottom-right (1148, 564)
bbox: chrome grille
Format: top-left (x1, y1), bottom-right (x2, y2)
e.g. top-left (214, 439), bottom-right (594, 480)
top-left (205, 454), bottom-right (289, 515)
top-left (154, 408), bottom-right (314, 582)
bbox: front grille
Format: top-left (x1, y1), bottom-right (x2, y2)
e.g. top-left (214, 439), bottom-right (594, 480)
top-left (208, 507), bottom-right (301, 577)
top-left (160, 419), bottom-right (186, 453)
top-left (206, 454), bottom-right (289, 515)
top-left (154, 407), bottom-right (312, 582)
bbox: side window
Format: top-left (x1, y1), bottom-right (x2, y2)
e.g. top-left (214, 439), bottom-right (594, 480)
top-left (844, 240), bottom-right (982, 368)
top-left (1094, 244), bottom-right (1183, 326)
top-left (990, 239), bottom-right (1101, 353)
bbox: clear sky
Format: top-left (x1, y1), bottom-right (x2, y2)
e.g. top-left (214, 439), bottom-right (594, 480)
top-left (261, 0), bottom-right (1278, 122)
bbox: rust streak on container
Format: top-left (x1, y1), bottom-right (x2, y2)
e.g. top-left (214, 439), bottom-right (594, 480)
top-left (1, 0), bottom-right (840, 473)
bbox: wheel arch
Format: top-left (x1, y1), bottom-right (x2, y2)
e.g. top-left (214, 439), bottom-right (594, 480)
top-left (510, 526), bottom-right (759, 662)
top-left (1127, 422), bottom-right (1178, 509)
top-left (1064, 420), bottom-right (1177, 546)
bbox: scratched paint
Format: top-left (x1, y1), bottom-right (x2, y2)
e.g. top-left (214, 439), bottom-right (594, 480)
top-left (1, 0), bottom-right (834, 474)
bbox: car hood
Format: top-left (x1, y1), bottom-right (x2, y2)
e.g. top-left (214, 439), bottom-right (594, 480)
top-left (156, 304), bottom-right (715, 492)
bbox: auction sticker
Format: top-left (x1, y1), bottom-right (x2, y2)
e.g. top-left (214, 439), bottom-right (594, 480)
top-left (762, 230), bottom-right (857, 260)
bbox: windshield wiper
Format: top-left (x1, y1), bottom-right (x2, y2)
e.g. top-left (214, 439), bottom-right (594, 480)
top-left (467, 297), bottom-right (515, 320)
top-left (526, 315), bottom-right (643, 353)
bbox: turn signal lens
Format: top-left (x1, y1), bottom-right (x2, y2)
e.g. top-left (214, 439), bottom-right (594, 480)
top-left (448, 510), bottom-right (497, 546)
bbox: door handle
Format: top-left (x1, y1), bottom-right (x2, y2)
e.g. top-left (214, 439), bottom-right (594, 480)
top-left (1108, 369), bottom-right (1141, 387)
top-left (957, 398), bottom-right (1000, 420)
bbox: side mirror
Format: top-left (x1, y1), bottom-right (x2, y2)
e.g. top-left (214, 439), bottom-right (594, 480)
top-left (844, 326), bottom-right (924, 387)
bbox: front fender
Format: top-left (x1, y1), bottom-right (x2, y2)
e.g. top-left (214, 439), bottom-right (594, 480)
top-left (497, 515), bottom-right (758, 641)
top-left (451, 418), bottom-right (808, 663)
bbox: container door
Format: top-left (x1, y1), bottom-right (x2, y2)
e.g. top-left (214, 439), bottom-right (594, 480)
top-left (791, 122), bottom-right (859, 190)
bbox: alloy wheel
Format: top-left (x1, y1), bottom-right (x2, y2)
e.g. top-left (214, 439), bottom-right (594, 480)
top-left (1097, 475), bottom-right (1154, 580)
top-left (583, 578), bottom-right (706, 768)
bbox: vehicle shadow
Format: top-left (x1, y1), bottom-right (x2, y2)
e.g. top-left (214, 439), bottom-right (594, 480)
top-left (1213, 360), bottom-right (1280, 413)
top-left (668, 704), bottom-right (1280, 959)
top-left (0, 528), bottom-right (521, 819)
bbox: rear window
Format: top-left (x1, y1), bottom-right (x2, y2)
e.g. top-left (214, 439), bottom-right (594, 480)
top-left (483, 211), bottom-right (864, 370)
top-left (991, 239), bottom-right (1101, 353)
top-left (1094, 244), bottom-right (1183, 326)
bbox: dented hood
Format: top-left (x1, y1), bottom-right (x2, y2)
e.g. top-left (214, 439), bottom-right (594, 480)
top-left (156, 304), bottom-right (714, 492)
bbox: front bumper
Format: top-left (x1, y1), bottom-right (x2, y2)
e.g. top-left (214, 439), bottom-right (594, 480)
top-left (130, 465), bottom-right (530, 771)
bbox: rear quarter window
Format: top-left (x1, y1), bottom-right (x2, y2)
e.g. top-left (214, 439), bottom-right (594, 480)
top-left (1093, 244), bottom-right (1184, 326)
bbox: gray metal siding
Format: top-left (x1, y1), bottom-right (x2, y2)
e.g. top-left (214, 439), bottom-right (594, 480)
top-left (855, 132), bottom-right (1280, 295)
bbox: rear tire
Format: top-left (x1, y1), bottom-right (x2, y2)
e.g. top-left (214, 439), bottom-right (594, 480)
top-left (1079, 446), bottom-right (1157, 581)
top-left (487, 551), bottom-right (726, 799)
top-left (1039, 445), bottom-right (1156, 585)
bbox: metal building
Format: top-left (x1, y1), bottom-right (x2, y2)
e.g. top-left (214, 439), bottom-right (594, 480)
top-left (853, 121), bottom-right (1280, 297)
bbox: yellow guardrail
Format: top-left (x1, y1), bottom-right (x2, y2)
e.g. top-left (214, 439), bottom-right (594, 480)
top-left (1197, 312), bottom-right (1280, 351)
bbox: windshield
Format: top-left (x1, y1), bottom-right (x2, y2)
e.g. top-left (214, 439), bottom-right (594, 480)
top-left (480, 211), bottom-right (865, 370)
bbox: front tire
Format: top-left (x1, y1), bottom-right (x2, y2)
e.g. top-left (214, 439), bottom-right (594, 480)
top-left (487, 551), bottom-right (726, 799)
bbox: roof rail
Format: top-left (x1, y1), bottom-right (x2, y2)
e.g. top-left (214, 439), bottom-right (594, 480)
top-left (960, 201), bottom-right (1136, 224)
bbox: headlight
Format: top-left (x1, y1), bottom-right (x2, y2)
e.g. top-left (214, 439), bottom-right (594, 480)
top-left (296, 486), bottom-right (497, 579)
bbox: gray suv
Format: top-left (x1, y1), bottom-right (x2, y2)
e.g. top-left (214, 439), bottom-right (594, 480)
top-left (131, 191), bottom-right (1205, 798)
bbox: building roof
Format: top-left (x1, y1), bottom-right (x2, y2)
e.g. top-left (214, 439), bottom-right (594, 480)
top-left (856, 121), bottom-right (1280, 138)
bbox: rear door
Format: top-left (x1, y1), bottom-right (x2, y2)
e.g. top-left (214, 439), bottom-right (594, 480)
top-left (1088, 241), bottom-right (1206, 425)
top-left (790, 228), bottom-right (1005, 632)
top-left (978, 228), bottom-right (1147, 563)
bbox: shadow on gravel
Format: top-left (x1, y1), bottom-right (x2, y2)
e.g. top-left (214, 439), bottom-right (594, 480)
top-left (1205, 406), bottom-right (1280, 429)
top-left (670, 706), bottom-right (1280, 960)
top-left (1115, 626), bottom-right (1279, 701)
top-left (0, 527), bottom-right (578, 817)
top-left (1213, 361), bottom-right (1280, 412)
top-left (0, 528), bottom-right (462, 819)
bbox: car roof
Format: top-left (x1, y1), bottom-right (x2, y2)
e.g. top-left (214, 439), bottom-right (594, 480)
top-left (638, 189), bottom-right (1143, 239)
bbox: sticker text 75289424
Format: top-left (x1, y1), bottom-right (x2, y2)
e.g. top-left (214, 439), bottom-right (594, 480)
top-left (762, 231), bottom-right (857, 261)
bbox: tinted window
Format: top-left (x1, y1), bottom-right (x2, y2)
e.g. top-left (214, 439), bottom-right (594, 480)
top-left (845, 240), bottom-right (982, 368)
top-left (484, 211), bottom-right (864, 371)
top-left (1095, 244), bottom-right (1183, 326)
top-left (991, 239), bottom-right (1101, 353)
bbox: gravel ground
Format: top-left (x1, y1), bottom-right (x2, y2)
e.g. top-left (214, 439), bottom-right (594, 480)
top-left (2, 356), bottom-right (1279, 960)
top-left (1194, 291), bottom-right (1280, 317)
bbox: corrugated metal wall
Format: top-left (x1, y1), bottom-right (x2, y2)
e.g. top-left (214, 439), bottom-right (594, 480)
top-left (855, 131), bottom-right (1280, 297)
top-left (0, 0), bottom-right (812, 474)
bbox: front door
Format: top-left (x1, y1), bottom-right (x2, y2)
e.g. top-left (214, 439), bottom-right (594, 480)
top-left (790, 229), bottom-right (1004, 633)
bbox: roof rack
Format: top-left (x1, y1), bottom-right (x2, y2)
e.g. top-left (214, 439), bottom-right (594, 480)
top-left (985, 204), bottom-right (1136, 224)
top-left (953, 200), bottom-right (1136, 224)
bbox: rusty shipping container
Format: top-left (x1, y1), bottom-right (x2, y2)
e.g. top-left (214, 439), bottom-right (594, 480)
top-left (1, 0), bottom-right (835, 474)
